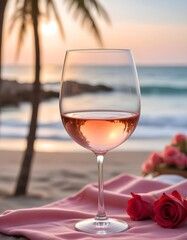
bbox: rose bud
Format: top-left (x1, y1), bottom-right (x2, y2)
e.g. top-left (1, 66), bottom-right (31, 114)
top-left (148, 152), bottom-right (163, 166)
top-left (172, 134), bottom-right (186, 145)
top-left (162, 145), bottom-right (181, 165)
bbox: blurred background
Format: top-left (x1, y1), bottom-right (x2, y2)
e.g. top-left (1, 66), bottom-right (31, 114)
top-left (0, 0), bottom-right (187, 152)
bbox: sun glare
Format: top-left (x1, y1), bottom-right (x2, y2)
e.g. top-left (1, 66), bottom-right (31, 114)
top-left (41, 20), bottom-right (58, 36)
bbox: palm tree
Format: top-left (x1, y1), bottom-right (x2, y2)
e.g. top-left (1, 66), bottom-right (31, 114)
top-left (11, 0), bottom-right (110, 195)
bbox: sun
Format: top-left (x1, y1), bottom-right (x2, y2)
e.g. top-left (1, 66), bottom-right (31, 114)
top-left (41, 20), bottom-right (58, 36)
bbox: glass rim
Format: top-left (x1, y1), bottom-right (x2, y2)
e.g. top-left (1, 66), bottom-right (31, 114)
top-left (65, 48), bottom-right (132, 54)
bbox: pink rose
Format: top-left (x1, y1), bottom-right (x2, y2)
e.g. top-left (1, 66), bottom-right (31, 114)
top-left (141, 162), bottom-right (155, 175)
top-left (172, 134), bottom-right (186, 145)
top-left (153, 191), bottom-right (187, 228)
top-left (175, 153), bottom-right (187, 168)
top-left (126, 193), bottom-right (154, 220)
top-left (147, 152), bottom-right (163, 165)
top-left (141, 152), bottom-right (163, 175)
top-left (162, 145), bottom-right (181, 165)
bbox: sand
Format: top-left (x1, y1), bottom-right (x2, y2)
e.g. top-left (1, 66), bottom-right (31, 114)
top-left (0, 149), bottom-right (150, 239)
top-left (0, 150), bottom-right (150, 212)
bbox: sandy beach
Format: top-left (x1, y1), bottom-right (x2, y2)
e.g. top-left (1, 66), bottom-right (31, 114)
top-left (0, 149), bottom-right (150, 213)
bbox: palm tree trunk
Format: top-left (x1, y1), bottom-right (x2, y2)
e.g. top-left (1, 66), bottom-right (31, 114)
top-left (0, 0), bottom-right (7, 80)
top-left (0, 0), bottom-right (8, 133)
top-left (14, 0), bottom-right (41, 195)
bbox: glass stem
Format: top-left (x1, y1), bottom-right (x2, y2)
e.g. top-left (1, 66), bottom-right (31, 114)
top-left (95, 155), bottom-right (108, 221)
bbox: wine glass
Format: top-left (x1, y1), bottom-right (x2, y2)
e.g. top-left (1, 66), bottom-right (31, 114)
top-left (59, 49), bottom-right (141, 234)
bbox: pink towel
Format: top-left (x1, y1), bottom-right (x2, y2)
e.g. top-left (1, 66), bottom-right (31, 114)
top-left (0, 174), bottom-right (186, 240)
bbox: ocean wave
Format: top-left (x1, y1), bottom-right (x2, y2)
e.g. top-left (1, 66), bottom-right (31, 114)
top-left (134, 124), bottom-right (187, 139)
top-left (139, 115), bottom-right (187, 127)
top-left (1, 114), bottom-right (187, 140)
top-left (140, 85), bottom-right (187, 95)
top-left (43, 81), bottom-right (187, 96)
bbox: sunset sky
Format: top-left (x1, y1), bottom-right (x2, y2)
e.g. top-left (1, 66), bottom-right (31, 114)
top-left (2, 0), bottom-right (187, 66)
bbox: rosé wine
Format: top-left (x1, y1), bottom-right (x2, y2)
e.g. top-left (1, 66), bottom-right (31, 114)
top-left (61, 111), bottom-right (139, 154)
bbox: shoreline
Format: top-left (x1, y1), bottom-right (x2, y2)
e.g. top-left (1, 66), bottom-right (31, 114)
top-left (0, 137), bottom-right (171, 152)
top-left (0, 149), bottom-right (150, 213)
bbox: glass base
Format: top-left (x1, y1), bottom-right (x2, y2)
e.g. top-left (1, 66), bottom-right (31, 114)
top-left (75, 217), bottom-right (129, 234)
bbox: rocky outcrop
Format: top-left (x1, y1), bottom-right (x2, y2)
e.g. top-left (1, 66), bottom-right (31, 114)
top-left (0, 79), bottom-right (113, 107)
top-left (62, 80), bottom-right (113, 96)
top-left (0, 79), bottom-right (58, 107)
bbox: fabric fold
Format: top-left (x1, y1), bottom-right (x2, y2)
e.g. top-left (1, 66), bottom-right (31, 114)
top-left (0, 174), bottom-right (186, 240)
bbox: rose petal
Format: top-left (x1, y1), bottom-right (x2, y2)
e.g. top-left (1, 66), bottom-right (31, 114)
top-left (153, 192), bottom-right (187, 228)
top-left (126, 193), bottom-right (154, 221)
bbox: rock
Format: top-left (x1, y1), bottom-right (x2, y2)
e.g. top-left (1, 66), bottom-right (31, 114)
top-left (0, 79), bottom-right (59, 107)
top-left (0, 79), bottom-right (113, 107)
top-left (62, 80), bottom-right (113, 96)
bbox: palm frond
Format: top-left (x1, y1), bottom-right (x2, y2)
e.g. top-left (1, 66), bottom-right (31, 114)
top-left (45, 0), bottom-right (65, 39)
top-left (15, 17), bottom-right (27, 59)
top-left (9, 0), bottom-right (39, 59)
top-left (9, 0), bottom-right (27, 58)
top-left (9, 9), bottom-right (24, 32)
top-left (87, 0), bottom-right (110, 23)
top-left (64, 0), bottom-right (110, 46)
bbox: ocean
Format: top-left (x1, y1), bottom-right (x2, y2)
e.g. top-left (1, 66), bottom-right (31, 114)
top-left (1, 65), bottom-right (187, 152)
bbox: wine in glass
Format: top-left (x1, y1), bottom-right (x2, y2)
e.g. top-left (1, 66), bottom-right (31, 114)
top-left (59, 49), bottom-right (141, 234)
